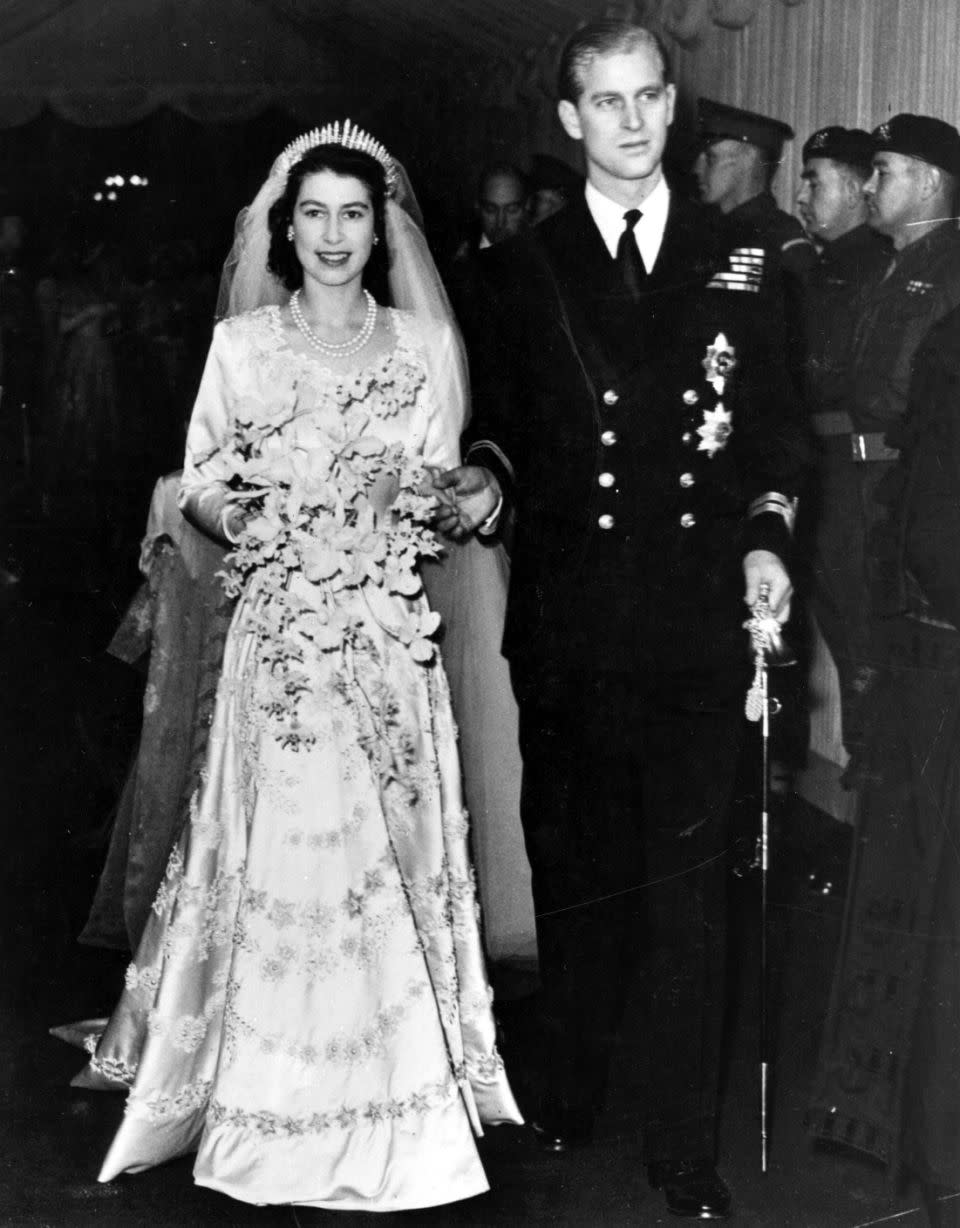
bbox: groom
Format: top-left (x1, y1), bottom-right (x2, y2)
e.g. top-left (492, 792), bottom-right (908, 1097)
top-left (436, 18), bottom-right (805, 1220)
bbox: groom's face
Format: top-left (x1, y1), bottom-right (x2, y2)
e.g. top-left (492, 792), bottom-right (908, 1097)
top-left (558, 44), bottom-right (675, 193)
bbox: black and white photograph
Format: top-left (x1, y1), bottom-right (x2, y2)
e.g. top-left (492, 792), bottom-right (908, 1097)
top-left (1, 1), bottom-right (959, 1224)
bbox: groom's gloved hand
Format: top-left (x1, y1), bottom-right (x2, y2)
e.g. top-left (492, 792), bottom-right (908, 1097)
top-left (431, 465), bottom-right (502, 540)
top-left (743, 549), bottom-right (792, 624)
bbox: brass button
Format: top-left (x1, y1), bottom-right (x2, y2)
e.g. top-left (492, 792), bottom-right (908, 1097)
top-left (683, 389), bottom-right (700, 406)
top-left (598, 472), bottom-right (615, 488)
top-left (603, 389), bottom-right (619, 406)
top-left (600, 429), bottom-right (618, 446)
top-left (598, 514), bottom-right (615, 530)
top-left (682, 431), bottom-right (693, 444)
top-left (680, 512), bottom-right (696, 528)
top-left (679, 472), bottom-right (695, 488)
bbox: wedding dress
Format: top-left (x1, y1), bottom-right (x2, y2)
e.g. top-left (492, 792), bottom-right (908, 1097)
top-left (72, 304), bottom-right (521, 1210)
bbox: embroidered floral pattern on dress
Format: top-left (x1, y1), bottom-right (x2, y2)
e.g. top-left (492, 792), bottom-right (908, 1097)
top-left (225, 980), bottom-right (430, 1071)
top-left (127, 1078), bottom-right (214, 1124)
top-left (151, 844), bottom-right (185, 917)
top-left (224, 856), bottom-right (412, 989)
top-left (185, 789), bottom-right (230, 841)
top-left (147, 980), bottom-right (226, 1052)
top-left (467, 1052), bottom-right (507, 1082)
top-left (206, 1072), bottom-right (457, 1139)
top-left (171, 1015), bottom-right (210, 1052)
top-left (157, 870), bottom-right (243, 962)
top-left (282, 803), bottom-right (367, 850)
top-left (87, 1044), bottom-right (138, 1087)
top-left (124, 963), bottom-right (162, 995)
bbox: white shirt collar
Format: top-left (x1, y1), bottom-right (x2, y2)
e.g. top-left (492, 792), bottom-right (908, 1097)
top-left (584, 173), bottom-right (671, 271)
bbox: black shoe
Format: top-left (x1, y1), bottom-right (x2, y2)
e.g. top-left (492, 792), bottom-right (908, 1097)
top-left (529, 1110), bottom-right (594, 1152)
top-left (648, 1159), bottom-right (732, 1220)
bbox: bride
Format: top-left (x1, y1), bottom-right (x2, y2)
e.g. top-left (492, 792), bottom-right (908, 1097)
top-left (70, 121), bottom-right (521, 1210)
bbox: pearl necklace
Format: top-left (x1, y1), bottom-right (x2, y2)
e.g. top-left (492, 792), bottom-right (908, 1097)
top-left (289, 288), bottom-right (377, 357)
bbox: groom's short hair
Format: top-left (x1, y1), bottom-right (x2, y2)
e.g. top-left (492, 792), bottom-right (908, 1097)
top-left (557, 19), bottom-right (673, 103)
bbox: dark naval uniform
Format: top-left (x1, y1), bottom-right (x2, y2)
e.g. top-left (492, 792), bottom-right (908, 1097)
top-left (818, 220), bottom-right (960, 730)
top-left (465, 188), bottom-right (805, 1165)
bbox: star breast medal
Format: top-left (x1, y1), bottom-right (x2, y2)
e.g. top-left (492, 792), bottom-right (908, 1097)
top-left (698, 333), bottom-right (736, 457)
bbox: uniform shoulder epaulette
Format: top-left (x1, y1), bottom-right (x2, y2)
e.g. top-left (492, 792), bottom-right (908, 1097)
top-left (707, 246), bottom-right (765, 293)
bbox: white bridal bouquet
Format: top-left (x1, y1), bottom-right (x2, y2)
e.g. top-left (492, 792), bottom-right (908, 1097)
top-left (210, 377), bottom-right (443, 750)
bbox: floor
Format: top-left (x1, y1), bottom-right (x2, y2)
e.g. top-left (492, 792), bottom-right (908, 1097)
top-left (0, 506), bottom-right (936, 1227)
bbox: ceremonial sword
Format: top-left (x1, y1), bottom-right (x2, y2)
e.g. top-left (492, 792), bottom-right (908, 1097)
top-left (744, 579), bottom-right (786, 1174)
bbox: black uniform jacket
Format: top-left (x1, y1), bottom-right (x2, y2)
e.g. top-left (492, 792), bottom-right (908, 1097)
top-left (847, 223), bottom-right (960, 435)
top-left (465, 191), bottom-right (808, 691)
top-left (804, 224), bottom-right (890, 416)
top-left (873, 303), bottom-right (960, 629)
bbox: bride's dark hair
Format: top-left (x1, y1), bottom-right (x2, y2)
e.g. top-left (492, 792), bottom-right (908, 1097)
top-left (266, 145), bottom-right (389, 299)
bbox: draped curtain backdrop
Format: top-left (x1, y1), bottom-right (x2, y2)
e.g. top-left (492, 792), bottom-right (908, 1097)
top-left (665, 0), bottom-right (960, 209)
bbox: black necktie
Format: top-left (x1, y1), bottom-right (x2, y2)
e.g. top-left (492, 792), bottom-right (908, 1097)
top-left (616, 208), bottom-right (646, 299)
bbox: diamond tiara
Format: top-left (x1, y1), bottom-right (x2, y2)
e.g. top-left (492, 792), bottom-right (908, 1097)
top-left (276, 119), bottom-right (398, 195)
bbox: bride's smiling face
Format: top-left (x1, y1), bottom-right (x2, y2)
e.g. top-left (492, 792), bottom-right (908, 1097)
top-left (292, 170), bottom-right (375, 290)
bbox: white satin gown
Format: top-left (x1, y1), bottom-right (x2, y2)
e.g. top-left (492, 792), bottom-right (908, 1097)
top-left (73, 305), bottom-right (521, 1210)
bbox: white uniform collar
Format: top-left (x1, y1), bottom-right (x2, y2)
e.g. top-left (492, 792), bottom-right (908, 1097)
top-left (585, 173), bottom-right (670, 272)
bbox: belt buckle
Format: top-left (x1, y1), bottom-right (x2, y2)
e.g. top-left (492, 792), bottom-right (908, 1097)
top-left (851, 433), bottom-right (867, 463)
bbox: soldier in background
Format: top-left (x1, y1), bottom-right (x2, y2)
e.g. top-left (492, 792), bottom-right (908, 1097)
top-left (694, 98), bottom-right (816, 282)
top-left (796, 127), bottom-right (890, 749)
top-left (797, 126), bottom-right (889, 414)
top-left (694, 99), bottom-right (815, 410)
top-left (830, 113), bottom-right (960, 755)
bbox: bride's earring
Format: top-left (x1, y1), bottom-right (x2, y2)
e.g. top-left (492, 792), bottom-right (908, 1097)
top-left (372, 234), bottom-right (380, 245)
top-left (286, 225), bottom-right (294, 242)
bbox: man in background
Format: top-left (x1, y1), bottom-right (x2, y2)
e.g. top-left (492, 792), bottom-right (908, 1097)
top-left (831, 113), bottom-right (960, 755)
top-left (797, 125), bottom-right (887, 410)
top-left (447, 161), bottom-right (531, 337)
top-left (694, 98), bottom-right (816, 281)
top-left (795, 126), bottom-right (889, 750)
top-left (469, 161), bottom-right (531, 252)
